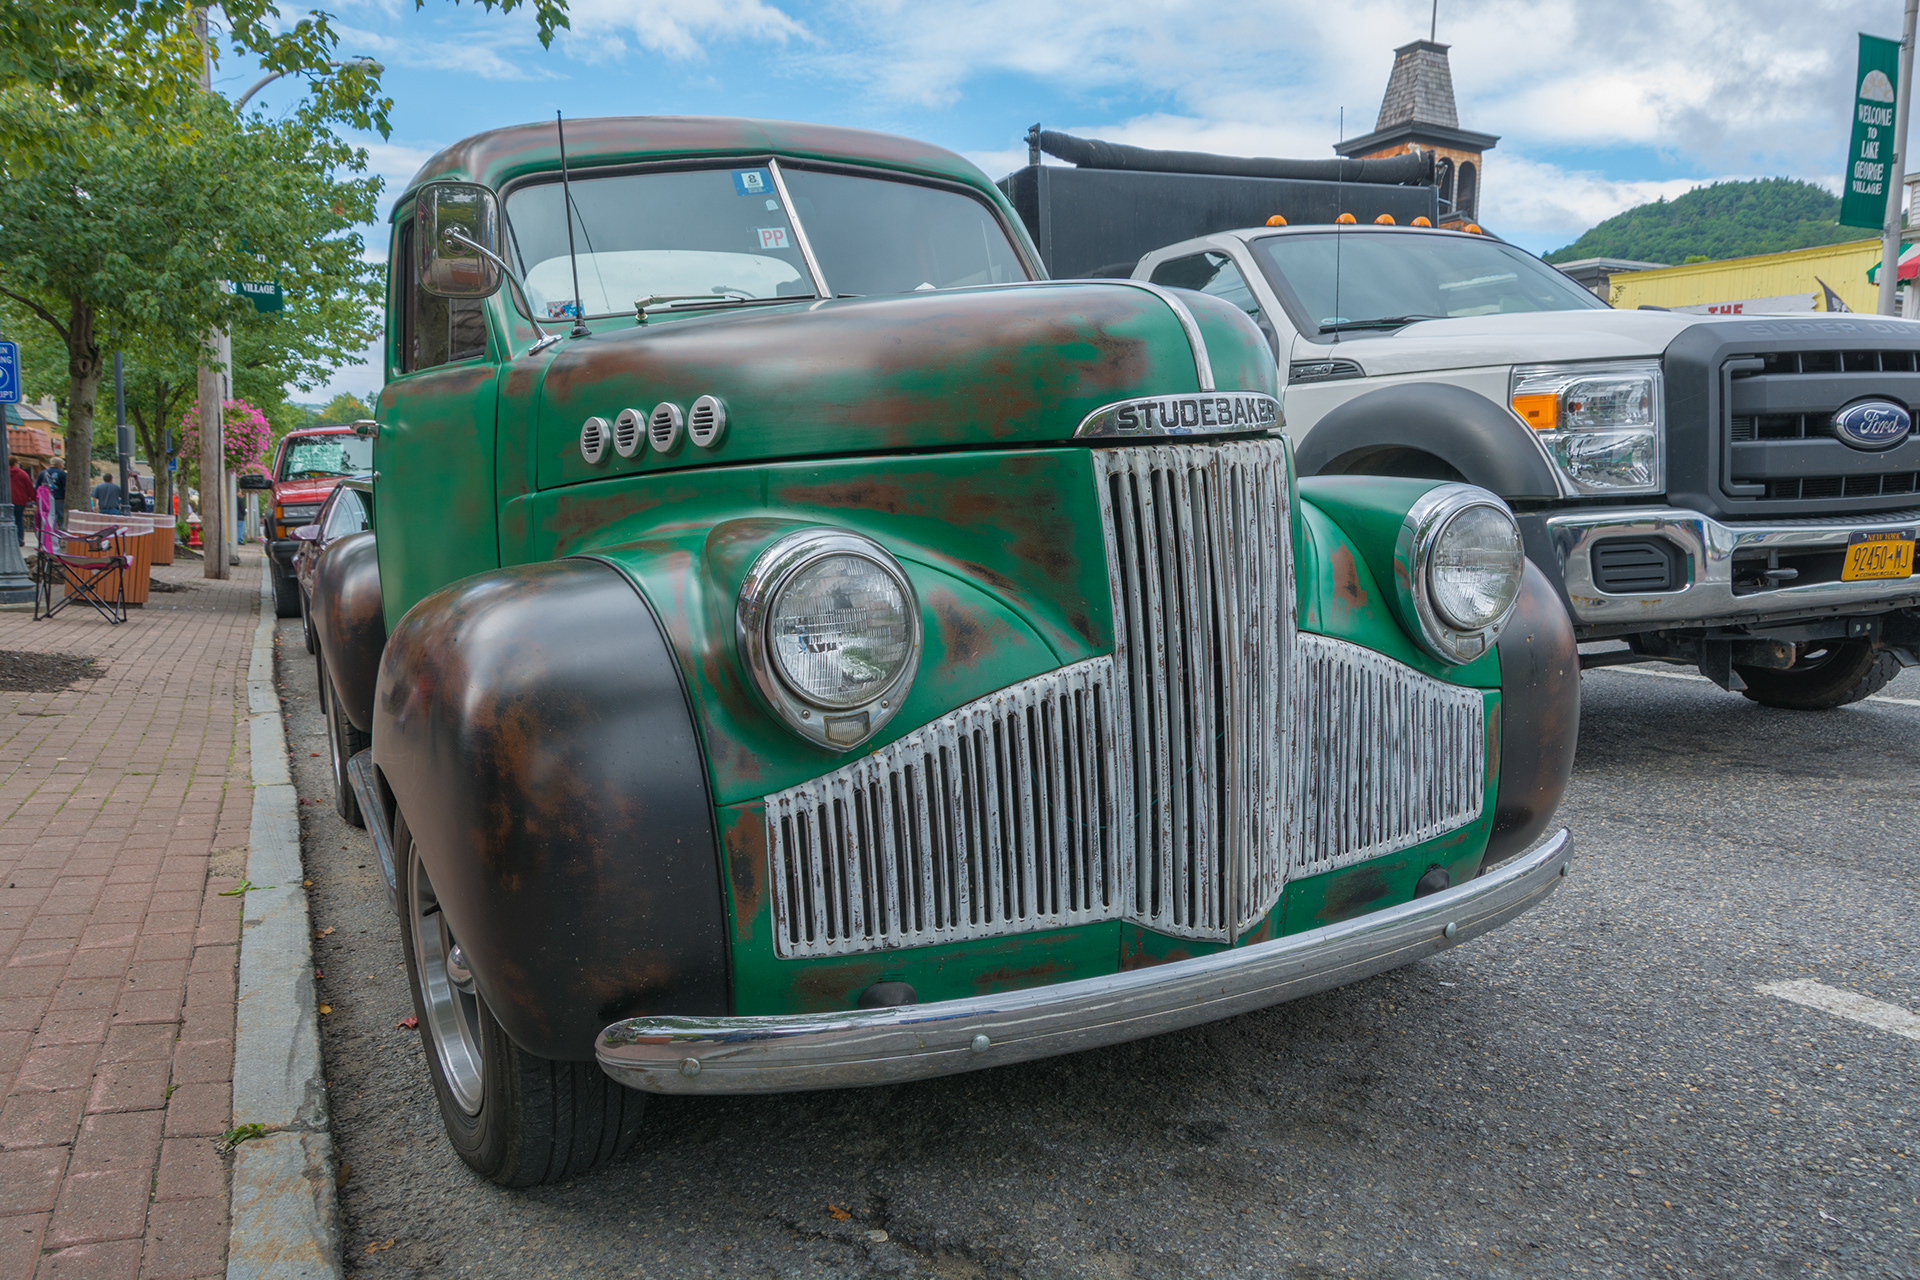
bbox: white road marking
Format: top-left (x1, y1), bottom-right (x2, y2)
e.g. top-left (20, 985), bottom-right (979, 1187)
top-left (1589, 663), bottom-right (1920, 708)
top-left (1759, 980), bottom-right (1920, 1043)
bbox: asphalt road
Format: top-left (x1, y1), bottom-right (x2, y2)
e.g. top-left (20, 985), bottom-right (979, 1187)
top-left (275, 615), bottom-right (1919, 1279)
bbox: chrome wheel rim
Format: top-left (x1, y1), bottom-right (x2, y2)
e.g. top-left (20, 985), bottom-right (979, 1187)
top-left (409, 848), bottom-right (485, 1115)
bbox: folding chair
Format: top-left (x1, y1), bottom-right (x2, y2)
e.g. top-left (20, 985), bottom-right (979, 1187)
top-left (31, 487), bottom-right (130, 624)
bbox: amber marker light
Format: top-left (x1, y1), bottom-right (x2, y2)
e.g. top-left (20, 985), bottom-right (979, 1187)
top-left (1336, 212), bottom-right (1357, 224)
top-left (1266, 214), bottom-right (1288, 226)
top-left (1411, 216), bottom-right (1432, 227)
top-left (1375, 214), bottom-right (1395, 224)
top-left (1465, 223), bottom-right (1484, 234)
top-left (1510, 393), bottom-right (1559, 430)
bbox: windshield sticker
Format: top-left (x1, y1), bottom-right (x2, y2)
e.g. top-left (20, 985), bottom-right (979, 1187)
top-left (733, 169), bottom-right (772, 196)
top-left (756, 227), bottom-right (791, 251)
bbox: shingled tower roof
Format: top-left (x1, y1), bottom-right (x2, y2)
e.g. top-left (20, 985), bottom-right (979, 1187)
top-left (1376, 40), bottom-right (1459, 130)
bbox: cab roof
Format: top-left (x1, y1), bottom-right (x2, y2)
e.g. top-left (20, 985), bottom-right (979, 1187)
top-left (399, 116), bottom-right (999, 214)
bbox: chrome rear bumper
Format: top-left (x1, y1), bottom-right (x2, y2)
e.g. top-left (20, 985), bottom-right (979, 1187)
top-left (595, 829), bottom-right (1572, 1096)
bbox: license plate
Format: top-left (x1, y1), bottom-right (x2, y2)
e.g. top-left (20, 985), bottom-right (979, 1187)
top-left (1842, 529), bottom-right (1917, 581)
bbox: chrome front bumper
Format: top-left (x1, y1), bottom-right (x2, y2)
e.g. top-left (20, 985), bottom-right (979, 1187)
top-left (1546, 506), bottom-right (1920, 629)
top-left (595, 829), bottom-right (1573, 1096)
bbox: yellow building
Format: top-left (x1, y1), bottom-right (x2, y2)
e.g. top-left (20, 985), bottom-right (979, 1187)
top-left (1608, 239), bottom-right (1885, 314)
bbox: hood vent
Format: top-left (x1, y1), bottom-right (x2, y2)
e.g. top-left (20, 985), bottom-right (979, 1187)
top-left (648, 402), bottom-right (684, 452)
top-left (579, 416), bottom-right (610, 465)
top-left (612, 408), bottom-right (644, 458)
top-left (689, 395), bottom-right (728, 447)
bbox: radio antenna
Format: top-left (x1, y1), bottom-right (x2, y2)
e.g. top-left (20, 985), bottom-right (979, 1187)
top-left (556, 111), bottom-right (589, 339)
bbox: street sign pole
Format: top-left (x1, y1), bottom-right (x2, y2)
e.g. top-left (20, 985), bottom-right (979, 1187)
top-left (0, 338), bottom-right (36, 604)
top-left (1882, 0), bottom-right (1920, 315)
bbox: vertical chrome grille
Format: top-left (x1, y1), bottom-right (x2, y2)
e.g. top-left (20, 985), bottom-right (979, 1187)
top-left (766, 658), bottom-right (1121, 958)
top-left (1284, 634), bottom-right (1485, 877)
top-left (1092, 440), bottom-right (1292, 939)
top-left (763, 437), bottom-right (1492, 958)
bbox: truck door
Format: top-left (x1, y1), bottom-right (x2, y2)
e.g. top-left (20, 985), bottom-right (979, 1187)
top-left (373, 214), bottom-right (504, 625)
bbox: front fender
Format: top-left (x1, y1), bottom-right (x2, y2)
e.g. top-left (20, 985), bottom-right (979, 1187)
top-left (372, 558), bottom-right (728, 1060)
top-left (1295, 381), bottom-right (1562, 501)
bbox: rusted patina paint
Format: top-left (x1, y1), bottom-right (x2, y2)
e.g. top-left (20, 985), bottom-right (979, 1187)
top-left (532, 284), bottom-right (1205, 492)
top-left (310, 531), bottom-right (387, 735)
top-left (1330, 544), bottom-right (1367, 611)
top-left (968, 960), bottom-right (1074, 994)
top-left (373, 559), bottom-right (728, 1059)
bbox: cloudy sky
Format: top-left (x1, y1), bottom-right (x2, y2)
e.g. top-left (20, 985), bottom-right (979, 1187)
top-left (219, 0), bottom-right (1915, 401)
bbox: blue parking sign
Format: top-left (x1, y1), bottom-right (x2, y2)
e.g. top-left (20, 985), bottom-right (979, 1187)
top-left (0, 342), bottom-right (17, 405)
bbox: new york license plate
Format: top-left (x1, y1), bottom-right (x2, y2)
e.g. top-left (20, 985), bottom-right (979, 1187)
top-left (1841, 529), bottom-right (1917, 581)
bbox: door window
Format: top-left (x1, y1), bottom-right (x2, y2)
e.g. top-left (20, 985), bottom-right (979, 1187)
top-left (1150, 252), bottom-right (1262, 319)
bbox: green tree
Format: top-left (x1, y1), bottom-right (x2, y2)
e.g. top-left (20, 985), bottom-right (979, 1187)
top-left (0, 90), bottom-right (379, 515)
top-left (0, 1), bottom-right (570, 144)
top-left (1546, 179), bottom-right (1865, 265)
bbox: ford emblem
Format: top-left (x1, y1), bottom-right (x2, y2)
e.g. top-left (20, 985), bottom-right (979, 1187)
top-left (1831, 399), bottom-right (1912, 450)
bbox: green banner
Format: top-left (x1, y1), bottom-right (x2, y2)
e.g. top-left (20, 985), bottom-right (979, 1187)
top-left (1840, 33), bottom-right (1902, 229)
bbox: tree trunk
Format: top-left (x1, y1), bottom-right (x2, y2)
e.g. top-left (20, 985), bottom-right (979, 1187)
top-left (63, 297), bottom-right (101, 521)
top-left (197, 335), bottom-right (225, 579)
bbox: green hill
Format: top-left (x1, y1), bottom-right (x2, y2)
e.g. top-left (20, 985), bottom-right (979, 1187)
top-left (1543, 179), bottom-right (1864, 265)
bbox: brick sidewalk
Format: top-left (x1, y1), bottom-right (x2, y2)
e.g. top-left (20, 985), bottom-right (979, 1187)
top-left (0, 552), bottom-right (262, 1279)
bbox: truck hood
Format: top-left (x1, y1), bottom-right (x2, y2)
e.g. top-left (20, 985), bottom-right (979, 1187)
top-left (535, 283), bottom-right (1275, 487)
top-left (270, 477), bottom-right (342, 507)
top-left (1319, 308), bottom-right (1710, 377)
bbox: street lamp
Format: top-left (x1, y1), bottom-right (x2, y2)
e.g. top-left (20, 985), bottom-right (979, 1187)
top-left (235, 57), bottom-right (382, 111)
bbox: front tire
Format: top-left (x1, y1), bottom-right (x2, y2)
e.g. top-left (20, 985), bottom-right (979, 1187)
top-left (397, 817), bottom-right (646, 1186)
top-left (1737, 641), bottom-right (1899, 710)
top-left (271, 565), bottom-right (301, 618)
top-left (299, 587), bottom-right (317, 654)
top-left (321, 666), bottom-right (368, 827)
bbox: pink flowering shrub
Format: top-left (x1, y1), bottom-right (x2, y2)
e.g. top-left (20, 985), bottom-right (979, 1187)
top-left (179, 399), bottom-right (274, 476)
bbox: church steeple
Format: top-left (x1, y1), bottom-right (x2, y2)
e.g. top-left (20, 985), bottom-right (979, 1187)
top-left (1336, 38), bottom-right (1497, 225)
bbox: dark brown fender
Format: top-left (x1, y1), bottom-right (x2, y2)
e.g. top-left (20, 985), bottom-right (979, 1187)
top-left (1485, 560), bottom-right (1580, 866)
top-left (311, 531), bottom-right (388, 734)
top-left (371, 558), bottom-right (726, 1060)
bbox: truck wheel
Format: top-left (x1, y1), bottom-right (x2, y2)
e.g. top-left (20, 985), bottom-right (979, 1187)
top-left (321, 666), bottom-right (368, 827)
top-left (1736, 641), bottom-right (1899, 710)
top-left (271, 566), bottom-right (301, 619)
top-left (397, 816), bottom-right (646, 1186)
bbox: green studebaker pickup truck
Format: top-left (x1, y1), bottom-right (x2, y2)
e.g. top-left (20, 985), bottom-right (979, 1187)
top-left (306, 115), bottom-right (1579, 1186)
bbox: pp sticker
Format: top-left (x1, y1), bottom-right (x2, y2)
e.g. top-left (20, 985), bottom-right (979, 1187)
top-left (733, 169), bottom-right (771, 196)
top-left (756, 227), bottom-right (791, 250)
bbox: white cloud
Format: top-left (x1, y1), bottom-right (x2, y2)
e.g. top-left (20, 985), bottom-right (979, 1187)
top-left (558, 0), bottom-right (810, 59)
top-left (1482, 152), bottom-right (1717, 244)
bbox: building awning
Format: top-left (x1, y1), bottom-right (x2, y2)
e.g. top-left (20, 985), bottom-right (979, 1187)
top-left (1864, 242), bottom-right (1920, 284)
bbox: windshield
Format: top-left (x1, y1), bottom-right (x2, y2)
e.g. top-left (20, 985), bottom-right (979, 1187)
top-left (1249, 232), bottom-right (1608, 331)
top-left (504, 164), bottom-right (1028, 317)
top-left (279, 435), bottom-right (372, 481)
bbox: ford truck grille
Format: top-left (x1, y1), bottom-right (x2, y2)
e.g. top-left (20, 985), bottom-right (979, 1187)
top-left (763, 439), bottom-right (1486, 958)
top-left (1724, 349), bottom-right (1920, 514)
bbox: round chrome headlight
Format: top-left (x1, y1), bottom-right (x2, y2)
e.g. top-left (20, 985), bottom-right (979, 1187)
top-left (738, 529), bottom-right (920, 750)
top-left (1396, 485), bottom-right (1524, 664)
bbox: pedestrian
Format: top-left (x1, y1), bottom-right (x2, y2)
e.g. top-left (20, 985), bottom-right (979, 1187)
top-left (92, 473), bottom-right (123, 515)
top-left (37, 463), bottom-right (65, 529)
top-left (7, 461), bottom-right (28, 547)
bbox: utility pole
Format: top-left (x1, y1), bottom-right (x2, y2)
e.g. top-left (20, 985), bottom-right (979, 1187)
top-left (193, 6), bottom-right (227, 577)
top-left (114, 351), bottom-right (129, 507)
top-left (1880, 0), bottom-right (1919, 314)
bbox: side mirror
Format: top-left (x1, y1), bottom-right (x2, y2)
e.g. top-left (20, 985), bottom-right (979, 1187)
top-left (293, 524), bottom-right (321, 542)
top-left (416, 181), bottom-right (503, 299)
top-left (237, 473), bottom-right (272, 491)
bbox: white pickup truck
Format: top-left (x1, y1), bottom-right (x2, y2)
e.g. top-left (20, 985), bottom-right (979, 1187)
top-left (1134, 224), bottom-right (1920, 709)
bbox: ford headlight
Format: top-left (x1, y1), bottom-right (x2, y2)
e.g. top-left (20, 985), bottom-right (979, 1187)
top-left (1510, 360), bottom-right (1663, 495)
top-left (737, 529), bottom-right (920, 751)
top-left (1396, 484), bottom-right (1524, 664)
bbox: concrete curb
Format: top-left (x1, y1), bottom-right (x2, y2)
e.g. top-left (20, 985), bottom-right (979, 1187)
top-left (227, 563), bottom-right (344, 1280)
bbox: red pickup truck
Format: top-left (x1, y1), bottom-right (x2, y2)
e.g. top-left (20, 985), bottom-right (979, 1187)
top-left (245, 424), bottom-right (372, 617)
